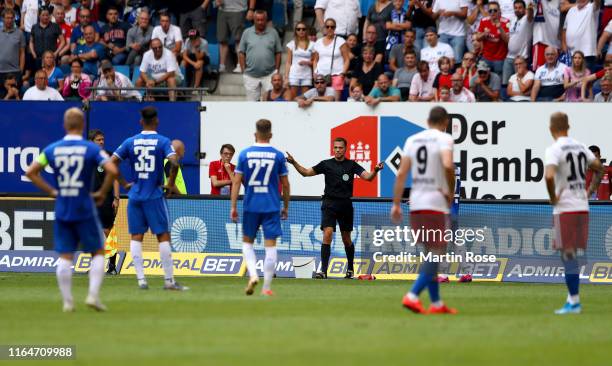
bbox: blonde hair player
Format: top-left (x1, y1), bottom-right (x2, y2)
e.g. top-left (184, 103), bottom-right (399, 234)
top-left (544, 111), bottom-right (602, 314)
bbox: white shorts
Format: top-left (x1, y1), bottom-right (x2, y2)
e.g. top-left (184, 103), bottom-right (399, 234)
top-left (288, 77), bottom-right (312, 87)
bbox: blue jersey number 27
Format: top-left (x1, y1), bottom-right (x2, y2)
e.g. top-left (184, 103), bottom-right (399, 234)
top-left (247, 159), bottom-right (274, 193)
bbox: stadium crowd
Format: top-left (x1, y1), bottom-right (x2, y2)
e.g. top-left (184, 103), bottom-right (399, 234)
top-left (0, 0), bottom-right (610, 102)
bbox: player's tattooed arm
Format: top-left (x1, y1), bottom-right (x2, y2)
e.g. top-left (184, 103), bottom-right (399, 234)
top-left (587, 159), bottom-right (604, 198)
top-left (230, 172), bottom-right (243, 222)
top-left (110, 155), bottom-right (132, 190)
top-left (164, 154), bottom-right (180, 196)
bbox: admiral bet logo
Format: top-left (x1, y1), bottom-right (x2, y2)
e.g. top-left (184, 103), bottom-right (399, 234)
top-left (331, 116), bottom-right (424, 197)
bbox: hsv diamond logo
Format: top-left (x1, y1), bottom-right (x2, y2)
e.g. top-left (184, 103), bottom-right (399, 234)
top-left (331, 116), bottom-right (424, 197)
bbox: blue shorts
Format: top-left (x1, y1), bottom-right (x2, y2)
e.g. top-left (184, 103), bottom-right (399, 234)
top-left (54, 216), bottom-right (105, 254)
top-left (243, 211), bottom-right (281, 240)
top-left (127, 197), bottom-right (170, 235)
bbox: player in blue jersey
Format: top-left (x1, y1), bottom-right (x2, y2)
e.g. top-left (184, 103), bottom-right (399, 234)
top-left (25, 108), bottom-right (118, 312)
top-left (111, 106), bottom-right (186, 291)
top-left (230, 119), bottom-right (290, 296)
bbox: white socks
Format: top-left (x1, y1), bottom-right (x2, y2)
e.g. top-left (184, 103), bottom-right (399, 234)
top-left (568, 294), bottom-right (580, 305)
top-left (242, 243), bottom-right (258, 279)
top-left (130, 240), bottom-right (146, 285)
top-left (56, 257), bottom-right (73, 306)
top-left (159, 241), bottom-right (174, 284)
top-left (263, 246), bottom-right (277, 291)
top-left (88, 254), bottom-right (104, 299)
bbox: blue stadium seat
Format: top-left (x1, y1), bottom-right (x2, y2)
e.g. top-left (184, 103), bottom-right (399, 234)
top-left (114, 65), bottom-right (130, 79)
top-left (131, 67), bottom-right (141, 86)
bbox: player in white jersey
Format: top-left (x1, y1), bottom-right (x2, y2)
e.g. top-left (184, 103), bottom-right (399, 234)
top-left (544, 112), bottom-right (602, 315)
top-left (391, 106), bottom-right (457, 315)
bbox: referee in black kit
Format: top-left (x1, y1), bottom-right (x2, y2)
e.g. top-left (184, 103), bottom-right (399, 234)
top-left (286, 137), bottom-right (383, 279)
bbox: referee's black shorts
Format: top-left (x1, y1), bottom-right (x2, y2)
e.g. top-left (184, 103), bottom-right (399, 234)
top-left (320, 198), bottom-right (353, 232)
top-left (97, 204), bottom-right (116, 230)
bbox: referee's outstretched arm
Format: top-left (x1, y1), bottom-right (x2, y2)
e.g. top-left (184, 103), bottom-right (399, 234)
top-left (286, 152), bottom-right (317, 177)
top-left (360, 163), bottom-right (384, 181)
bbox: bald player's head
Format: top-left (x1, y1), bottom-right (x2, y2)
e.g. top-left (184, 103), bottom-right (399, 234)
top-left (549, 112), bottom-right (570, 137)
top-left (172, 139), bottom-right (185, 159)
top-left (64, 107), bottom-right (85, 133)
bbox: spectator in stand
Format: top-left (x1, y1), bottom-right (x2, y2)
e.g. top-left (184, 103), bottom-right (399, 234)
top-left (61, 0), bottom-right (76, 25)
top-left (364, 0), bottom-right (393, 43)
top-left (210, 144), bottom-right (236, 195)
top-left (137, 38), bottom-right (183, 101)
top-left (53, 5), bottom-right (72, 60)
top-left (503, 0), bottom-right (533, 86)
top-left (389, 29), bottom-right (420, 72)
top-left (20, 0), bottom-right (39, 37)
top-left (30, 6), bottom-right (64, 69)
top-left (562, 0), bottom-right (600, 71)
top-left (347, 82), bottom-right (364, 101)
top-left (126, 9), bottom-right (152, 67)
top-left (420, 27), bottom-right (454, 74)
top-left (409, 60), bottom-right (436, 100)
top-left (0, 8), bottom-right (25, 87)
top-left (350, 45), bottom-right (385, 95)
top-left (345, 33), bottom-right (360, 70)
top-left (433, 56), bottom-right (453, 100)
top-left (597, 20), bottom-right (612, 63)
top-left (238, 10), bottom-right (281, 101)
top-left (69, 7), bottom-right (101, 57)
top-left (69, 24), bottom-right (104, 78)
top-left (313, 18), bottom-right (349, 100)
top-left (563, 51), bottom-right (591, 101)
top-left (593, 76), bottom-right (612, 101)
top-left (393, 49), bottom-right (418, 100)
top-left (467, 0), bottom-right (488, 52)
top-left (285, 21), bottom-right (315, 99)
top-left (449, 71), bottom-right (476, 101)
top-left (385, 0), bottom-right (411, 55)
top-left (41, 50), bottom-right (63, 90)
top-left (307, 26), bottom-right (317, 42)
top-left (507, 55), bottom-right (534, 101)
top-left (1, 73), bottom-right (19, 99)
top-left (181, 29), bottom-right (209, 88)
top-left (180, 0), bottom-right (209, 39)
top-left (531, 0), bottom-right (562, 71)
top-left (476, 1), bottom-right (509, 76)
top-left (432, 0), bottom-right (469, 64)
top-left (152, 12), bottom-right (183, 58)
top-left (365, 73), bottom-right (401, 105)
top-left (95, 60), bottom-right (142, 101)
top-left (407, 0), bottom-right (436, 50)
top-left (216, 0), bottom-right (248, 73)
top-left (581, 59), bottom-right (612, 99)
top-left (439, 85), bottom-right (451, 100)
top-left (457, 51), bottom-right (478, 87)
top-left (296, 74), bottom-right (336, 107)
top-left (61, 58), bottom-right (91, 100)
top-left (471, 60), bottom-right (501, 100)
top-left (76, 0), bottom-right (100, 23)
top-left (359, 25), bottom-right (386, 64)
top-left (263, 73), bottom-right (291, 101)
top-left (100, 6), bottom-right (129, 65)
top-left (23, 69), bottom-right (64, 100)
top-left (471, 37), bottom-right (484, 62)
top-left (0, 0), bottom-right (21, 29)
top-left (531, 46), bottom-right (566, 101)
top-left (314, 0), bottom-right (361, 38)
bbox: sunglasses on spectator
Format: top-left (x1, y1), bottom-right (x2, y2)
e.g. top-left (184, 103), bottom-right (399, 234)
top-left (488, 8), bottom-right (499, 13)
top-left (325, 25), bottom-right (336, 29)
top-left (151, 46), bottom-right (163, 50)
top-left (478, 70), bottom-right (488, 74)
top-left (296, 27), bottom-right (306, 31)
top-left (314, 80), bottom-right (326, 84)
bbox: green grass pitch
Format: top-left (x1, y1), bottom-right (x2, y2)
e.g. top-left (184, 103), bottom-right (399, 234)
top-left (1, 274), bottom-right (611, 366)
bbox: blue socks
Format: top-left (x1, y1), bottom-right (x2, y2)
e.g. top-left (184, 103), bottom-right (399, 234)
top-left (411, 261), bottom-right (438, 298)
top-left (562, 253), bottom-right (580, 297)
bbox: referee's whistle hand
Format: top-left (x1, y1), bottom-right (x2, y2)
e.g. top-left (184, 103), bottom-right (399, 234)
top-left (285, 152), bottom-right (295, 164)
top-left (375, 162), bottom-right (384, 171)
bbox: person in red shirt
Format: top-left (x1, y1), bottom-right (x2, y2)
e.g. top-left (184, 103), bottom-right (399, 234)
top-left (433, 56), bottom-right (453, 101)
top-left (586, 145), bottom-right (612, 200)
top-left (209, 144), bottom-right (236, 195)
top-left (457, 51), bottom-right (478, 88)
top-left (475, 1), bottom-right (509, 77)
top-left (53, 5), bottom-right (72, 60)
